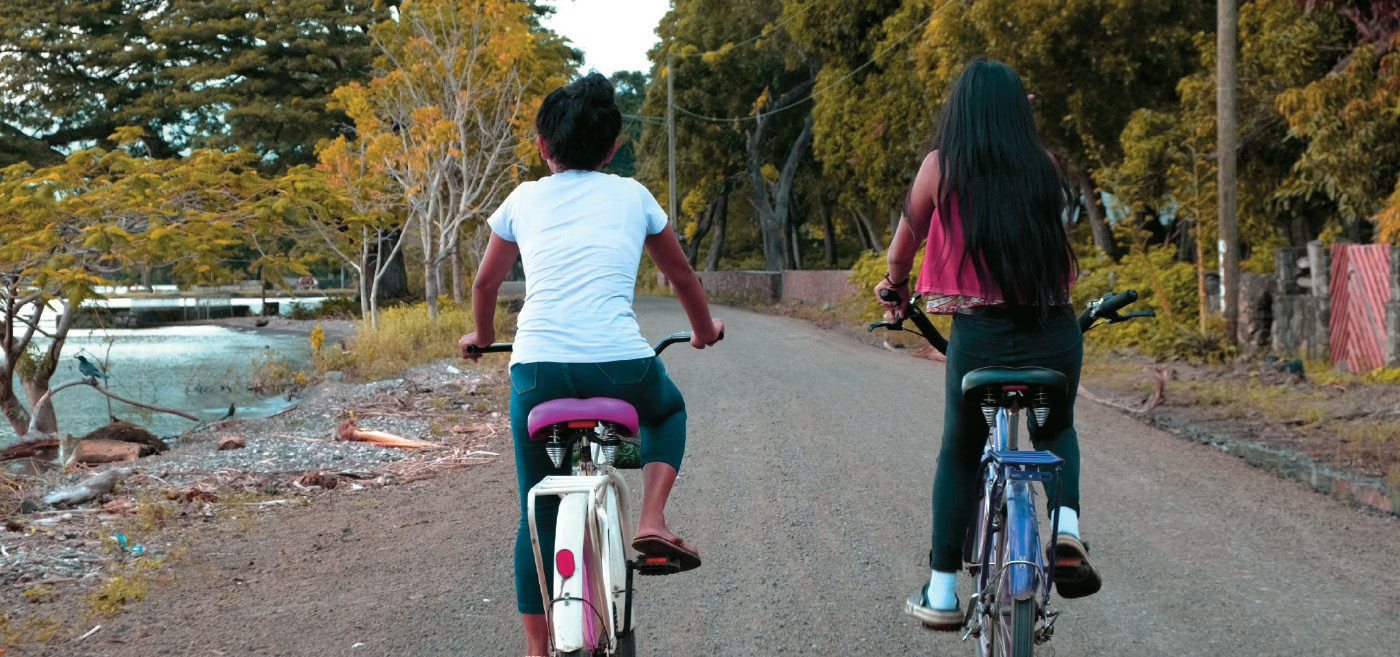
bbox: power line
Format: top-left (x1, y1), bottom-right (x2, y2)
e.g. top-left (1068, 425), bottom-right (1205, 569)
top-left (661, 9), bottom-right (938, 125)
top-left (668, 0), bottom-right (830, 59)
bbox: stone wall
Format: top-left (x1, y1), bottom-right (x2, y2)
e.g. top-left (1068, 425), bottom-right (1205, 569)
top-left (696, 271), bottom-right (783, 304)
top-left (780, 270), bottom-right (859, 305)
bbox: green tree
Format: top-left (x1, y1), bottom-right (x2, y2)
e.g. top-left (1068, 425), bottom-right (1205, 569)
top-left (917, 0), bottom-right (1214, 258)
top-left (0, 0), bottom-right (395, 169)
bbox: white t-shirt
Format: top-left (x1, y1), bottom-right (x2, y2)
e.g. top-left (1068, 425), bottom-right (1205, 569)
top-left (488, 170), bottom-right (669, 365)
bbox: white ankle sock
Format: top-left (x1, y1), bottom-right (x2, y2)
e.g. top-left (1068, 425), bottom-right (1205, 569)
top-left (926, 570), bottom-right (958, 610)
top-left (1057, 506), bottom-right (1080, 538)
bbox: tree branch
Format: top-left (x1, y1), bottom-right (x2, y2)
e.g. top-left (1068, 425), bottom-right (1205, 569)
top-left (23, 378), bottom-right (201, 438)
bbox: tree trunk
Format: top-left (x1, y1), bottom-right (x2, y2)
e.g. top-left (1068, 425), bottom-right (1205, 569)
top-left (852, 206), bottom-right (881, 252)
top-left (818, 203), bottom-right (836, 267)
top-left (746, 79), bottom-right (818, 272)
top-left (451, 239), bottom-right (464, 306)
top-left (20, 304), bottom-right (74, 435)
top-left (705, 195), bottom-right (727, 272)
top-left (789, 222), bottom-right (803, 270)
top-left (684, 195), bottom-right (720, 267)
top-left (1076, 168), bottom-right (1117, 260)
top-left (140, 262), bottom-right (153, 292)
top-left (423, 258), bottom-right (440, 319)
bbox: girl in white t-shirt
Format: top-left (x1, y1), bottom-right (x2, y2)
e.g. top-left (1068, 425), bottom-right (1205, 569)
top-left (460, 72), bottom-right (723, 657)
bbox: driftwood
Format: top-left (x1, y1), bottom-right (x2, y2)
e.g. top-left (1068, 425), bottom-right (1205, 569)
top-left (72, 440), bottom-right (142, 465)
top-left (43, 468), bottom-right (131, 507)
top-left (335, 419), bottom-right (436, 449)
top-left (0, 438), bottom-right (58, 462)
top-left (78, 421), bottom-right (167, 456)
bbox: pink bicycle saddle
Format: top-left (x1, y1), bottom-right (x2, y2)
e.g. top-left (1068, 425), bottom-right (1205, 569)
top-left (528, 397), bottom-right (639, 439)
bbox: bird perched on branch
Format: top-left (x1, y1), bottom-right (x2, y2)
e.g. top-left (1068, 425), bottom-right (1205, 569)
top-left (75, 355), bottom-right (109, 383)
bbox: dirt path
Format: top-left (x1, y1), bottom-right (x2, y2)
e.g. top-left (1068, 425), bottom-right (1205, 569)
top-left (43, 296), bottom-right (1400, 656)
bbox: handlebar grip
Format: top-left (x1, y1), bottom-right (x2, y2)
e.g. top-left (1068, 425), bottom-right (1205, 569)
top-left (1098, 289), bottom-right (1139, 316)
top-left (464, 343), bottom-right (513, 355)
top-left (879, 288), bottom-right (901, 302)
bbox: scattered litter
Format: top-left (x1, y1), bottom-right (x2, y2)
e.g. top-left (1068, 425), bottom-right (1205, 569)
top-left (114, 534), bottom-right (144, 554)
top-left (352, 643), bottom-right (365, 649)
top-left (76, 625), bottom-right (102, 641)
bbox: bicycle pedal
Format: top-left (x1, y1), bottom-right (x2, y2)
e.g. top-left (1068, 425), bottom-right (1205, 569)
top-left (631, 555), bottom-right (681, 576)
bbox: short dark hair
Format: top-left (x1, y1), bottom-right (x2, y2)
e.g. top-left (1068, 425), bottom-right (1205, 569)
top-left (535, 72), bottom-right (622, 171)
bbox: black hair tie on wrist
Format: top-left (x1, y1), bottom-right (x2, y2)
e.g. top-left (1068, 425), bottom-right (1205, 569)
top-left (884, 272), bottom-right (909, 287)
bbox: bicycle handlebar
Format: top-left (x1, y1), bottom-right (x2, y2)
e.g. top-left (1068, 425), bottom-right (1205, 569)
top-left (870, 287), bottom-right (1154, 354)
top-left (463, 331), bottom-right (723, 357)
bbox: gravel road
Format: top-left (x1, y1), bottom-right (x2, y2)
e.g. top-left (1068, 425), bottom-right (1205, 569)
top-left (52, 296), bottom-right (1400, 657)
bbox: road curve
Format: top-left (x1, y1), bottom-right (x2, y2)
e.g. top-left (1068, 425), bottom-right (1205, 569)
top-left (57, 295), bottom-right (1400, 656)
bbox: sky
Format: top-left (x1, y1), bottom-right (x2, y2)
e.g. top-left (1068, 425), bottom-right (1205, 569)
top-left (541, 0), bottom-right (670, 76)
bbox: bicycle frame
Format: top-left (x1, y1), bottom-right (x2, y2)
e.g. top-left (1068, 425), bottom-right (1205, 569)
top-left (967, 397), bottom-right (1064, 653)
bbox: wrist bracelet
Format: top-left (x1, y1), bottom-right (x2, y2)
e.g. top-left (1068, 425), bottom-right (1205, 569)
top-left (884, 272), bottom-right (909, 287)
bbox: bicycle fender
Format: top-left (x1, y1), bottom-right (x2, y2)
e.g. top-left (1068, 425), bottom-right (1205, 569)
top-left (1004, 480), bottom-right (1043, 602)
top-left (552, 492), bottom-right (590, 653)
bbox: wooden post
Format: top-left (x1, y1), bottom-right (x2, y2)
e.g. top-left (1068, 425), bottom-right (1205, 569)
top-left (1218, 0), bottom-right (1241, 343)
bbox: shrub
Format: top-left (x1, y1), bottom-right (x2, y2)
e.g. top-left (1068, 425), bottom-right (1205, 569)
top-left (288, 294), bottom-right (360, 320)
top-left (312, 298), bottom-right (516, 381)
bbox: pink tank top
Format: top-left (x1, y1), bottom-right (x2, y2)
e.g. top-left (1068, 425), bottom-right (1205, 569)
top-left (915, 199), bottom-right (1003, 306)
top-left (915, 198), bottom-right (1073, 314)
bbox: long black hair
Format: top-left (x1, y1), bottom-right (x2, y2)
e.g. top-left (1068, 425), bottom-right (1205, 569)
top-left (535, 72), bottom-right (621, 171)
top-left (927, 57), bottom-right (1076, 320)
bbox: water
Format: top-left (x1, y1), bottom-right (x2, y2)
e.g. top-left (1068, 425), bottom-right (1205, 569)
top-left (2, 325), bottom-right (312, 446)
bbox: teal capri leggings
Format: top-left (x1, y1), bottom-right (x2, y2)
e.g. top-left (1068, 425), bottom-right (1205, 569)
top-left (508, 357), bottom-right (687, 614)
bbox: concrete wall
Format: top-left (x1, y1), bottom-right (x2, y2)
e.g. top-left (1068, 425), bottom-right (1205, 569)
top-left (696, 271), bottom-right (783, 304)
top-left (663, 270), bottom-right (857, 305)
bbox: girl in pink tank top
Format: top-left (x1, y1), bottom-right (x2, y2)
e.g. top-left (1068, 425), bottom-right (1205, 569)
top-left (875, 57), bottom-right (1099, 630)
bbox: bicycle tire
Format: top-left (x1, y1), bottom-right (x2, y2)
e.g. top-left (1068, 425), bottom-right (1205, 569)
top-left (1010, 598), bottom-right (1034, 657)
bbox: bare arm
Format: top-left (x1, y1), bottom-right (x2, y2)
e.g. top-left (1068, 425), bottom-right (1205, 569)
top-left (877, 152), bottom-right (940, 316)
top-left (459, 234), bottom-right (520, 359)
top-left (644, 229), bottom-right (724, 348)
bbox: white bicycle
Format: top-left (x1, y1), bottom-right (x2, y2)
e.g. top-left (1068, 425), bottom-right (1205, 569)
top-left (467, 334), bottom-right (700, 656)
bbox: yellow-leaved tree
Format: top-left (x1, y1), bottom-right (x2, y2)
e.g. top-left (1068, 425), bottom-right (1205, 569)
top-left (324, 0), bottom-right (571, 320)
top-left (0, 130), bottom-right (269, 436)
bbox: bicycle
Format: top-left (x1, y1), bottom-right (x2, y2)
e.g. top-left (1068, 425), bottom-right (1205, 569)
top-left (872, 289), bottom-right (1152, 657)
top-left (465, 333), bottom-right (705, 657)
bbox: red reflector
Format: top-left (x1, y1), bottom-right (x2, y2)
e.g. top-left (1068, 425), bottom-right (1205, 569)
top-left (567, 420), bottom-right (596, 428)
top-left (556, 549), bottom-right (576, 578)
top-left (643, 556), bottom-right (668, 564)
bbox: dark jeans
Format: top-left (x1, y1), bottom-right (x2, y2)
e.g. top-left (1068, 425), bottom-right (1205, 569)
top-left (508, 357), bottom-right (687, 614)
top-left (930, 308), bottom-right (1083, 572)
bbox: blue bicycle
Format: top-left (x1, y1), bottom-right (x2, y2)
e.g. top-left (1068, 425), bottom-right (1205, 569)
top-left (873, 289), bottom-right (1152, 656)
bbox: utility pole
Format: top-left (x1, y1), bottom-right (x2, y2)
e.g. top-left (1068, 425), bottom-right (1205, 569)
top-left (667, 51), bottom-right (677, 228)
top-left (1218, 0), bottom-right (1240, 343)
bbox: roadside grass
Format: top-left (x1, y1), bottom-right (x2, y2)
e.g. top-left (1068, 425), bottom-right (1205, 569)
top-left (311, 299), bottom-right (516, 382)
top-left (1172, 378), bottom-right (1331, 424)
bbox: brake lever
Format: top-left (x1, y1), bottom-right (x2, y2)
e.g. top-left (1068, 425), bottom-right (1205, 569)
top-left (868, 321), bottom-right (901, 333)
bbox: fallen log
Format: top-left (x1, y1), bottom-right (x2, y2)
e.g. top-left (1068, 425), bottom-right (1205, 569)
top-left (335, 419), bottom-right (436, 449)
top-left (43, 468), bottom-right (132, 507)
top-left (78, 421), bottom-right (167, 456)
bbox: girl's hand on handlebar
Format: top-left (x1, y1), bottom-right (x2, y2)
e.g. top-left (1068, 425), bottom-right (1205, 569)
top-left (691, 318), bottom-right (724, 349)
top-left (459, 331), bottom-right (493, 361)
top-left (874, 279), bottom-right (910, 318)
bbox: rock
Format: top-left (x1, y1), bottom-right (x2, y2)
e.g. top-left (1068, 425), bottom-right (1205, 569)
top-left (73, 439), bottom-right (141, 465)
top-left (43, 468), bottom-right (131, 507)
top-left (20, 499), bottom-right (41, 514)
top-left (217, 435), bottom-right (247, 451)
top-left (324, 371), bottom-right (343, 382)
top-left (79, 421), bottom-right (168, 456)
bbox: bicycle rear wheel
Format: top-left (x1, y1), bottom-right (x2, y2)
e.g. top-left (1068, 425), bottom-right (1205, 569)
top-left (1010, 598), bottom-right (1034, 656)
